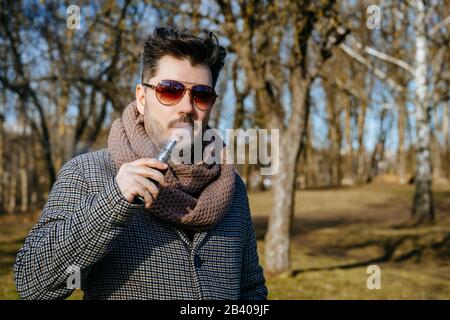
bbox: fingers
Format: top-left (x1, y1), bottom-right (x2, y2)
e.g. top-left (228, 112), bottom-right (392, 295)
top-left (132, 158), bottom-right (168, 170)
top-left (131, 184), bottom-right (154, 209)
top-left (136, 175), bottom-right (159, 197)
top-left (116, 157), bottom-right (168, 208)
top-left (129, 166), bottom-right (166, 185)
top-left (135, 175), bottom-right (160, 205)
top-left (142, 187), bottom-right (154, 209)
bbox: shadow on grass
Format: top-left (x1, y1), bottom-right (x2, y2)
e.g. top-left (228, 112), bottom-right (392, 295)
top-left (292, 232), bottom-right (450, 275)
top-left (252, 216), bottom-right (360, 241)
top-left (292, 256), bottom-right (388, 276)
top-left (291, 237), bottom-right (410, 275)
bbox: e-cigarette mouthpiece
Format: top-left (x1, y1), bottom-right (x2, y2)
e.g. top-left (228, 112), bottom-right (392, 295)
top-left (156, 139), bottom-right (178, 163)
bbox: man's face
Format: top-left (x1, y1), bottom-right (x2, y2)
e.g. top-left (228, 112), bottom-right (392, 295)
top-left (135, 55), bottom-right (213, 150)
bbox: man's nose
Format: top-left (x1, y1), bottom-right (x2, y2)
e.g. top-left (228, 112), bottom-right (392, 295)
top-left (175, 90), bottom-right (195, 114)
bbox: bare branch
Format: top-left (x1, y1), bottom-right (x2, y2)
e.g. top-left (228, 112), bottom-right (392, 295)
top-left (429, 15), bottom-right (450, 38)
top-left (339, 43), bottom-right (406, 94)
top-left (346, 36), bottom-right (414, 75)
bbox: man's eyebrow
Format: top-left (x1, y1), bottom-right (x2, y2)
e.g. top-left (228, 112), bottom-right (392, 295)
top-left (161, 79), bottom-right (213, 87)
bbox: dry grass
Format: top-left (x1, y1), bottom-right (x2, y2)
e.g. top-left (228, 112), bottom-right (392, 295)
top-left (1, 181), bottom-right (449, 299)
top-left (251, 182), bottom-right (450, 299)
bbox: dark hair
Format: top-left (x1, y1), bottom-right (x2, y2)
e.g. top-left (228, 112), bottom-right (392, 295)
top-left (142, 27), bottom-right (227, 88)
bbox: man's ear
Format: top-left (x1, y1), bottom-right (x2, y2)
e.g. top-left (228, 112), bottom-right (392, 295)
top-left (135, 84), bottom-right (145, 115)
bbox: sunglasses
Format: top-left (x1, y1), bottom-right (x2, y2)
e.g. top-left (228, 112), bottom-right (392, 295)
top-left (142, 79), bottom-right (218, 111)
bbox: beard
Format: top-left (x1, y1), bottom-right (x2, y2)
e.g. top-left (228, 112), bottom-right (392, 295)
top-left (144, 112), bottom-right (197, 153)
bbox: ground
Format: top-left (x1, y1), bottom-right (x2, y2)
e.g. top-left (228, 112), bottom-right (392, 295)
top-left (1, 181), bottom-right (449, 299)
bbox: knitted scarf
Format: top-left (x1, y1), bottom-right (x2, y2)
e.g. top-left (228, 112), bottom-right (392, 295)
top-left (107, 101), bottom-right (236, 232)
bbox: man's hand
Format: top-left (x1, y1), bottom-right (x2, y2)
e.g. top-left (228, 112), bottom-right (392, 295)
top-left (115, 158), bottom-right (168, 208)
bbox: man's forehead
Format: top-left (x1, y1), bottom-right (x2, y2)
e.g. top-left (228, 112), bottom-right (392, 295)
top-left (152, 55), bottom-right (212, 86)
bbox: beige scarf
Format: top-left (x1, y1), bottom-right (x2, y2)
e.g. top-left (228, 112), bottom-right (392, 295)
top-left (107, 101), bottom-right (236, 232)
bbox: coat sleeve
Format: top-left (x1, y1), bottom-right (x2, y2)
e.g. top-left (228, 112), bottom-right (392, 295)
top-left (237, 176), bottom-right (268, 300)
top-left (13, 158), bottom-right (141, 300)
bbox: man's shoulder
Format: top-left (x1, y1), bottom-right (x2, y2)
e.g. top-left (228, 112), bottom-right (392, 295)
top-left (233, 171), bottom-right (246, 191)
top-left (72, 148), bottom-right (110, 162)
top-left (62, 148), bottom-right (116, 177)
top-left (232, 171), bottom-right (249, 201)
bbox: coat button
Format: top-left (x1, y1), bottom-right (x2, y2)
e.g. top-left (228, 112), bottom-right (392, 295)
top-left (194, 255), bottom-right (203, 268)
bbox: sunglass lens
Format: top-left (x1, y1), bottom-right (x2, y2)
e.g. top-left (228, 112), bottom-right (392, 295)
top-left (192, 85), bottom-right (216, 110)
top-left (156, 80), bottom-right (185, 105)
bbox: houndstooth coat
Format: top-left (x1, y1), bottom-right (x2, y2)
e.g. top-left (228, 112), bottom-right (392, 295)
top-left (13, 149), bottom-right (267, 300)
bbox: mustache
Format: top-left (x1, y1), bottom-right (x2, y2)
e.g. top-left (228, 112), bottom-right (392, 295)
top-left (168, 114), bottom-right (194, 128)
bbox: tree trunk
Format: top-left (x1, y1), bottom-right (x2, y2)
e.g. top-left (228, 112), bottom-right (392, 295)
top-left (19, 140), bottom-right (28, 213)
top-left (398, 98), bottom-right (407, 184)
top-left (264, 77), bottom-right (310, 275)
top-left (368, 109), bottom-right (389, 182)
top-left (54, 84), bottom-right (70, 173)
top-left (8, 145), bottom-right (17, 214)
top-left (30, 140), bottom-right (40, 209)
top-left (412, 0), bottom-right (434, 222)
top-left (265, 142), bottom-right (297, 275)
top-left (444, 102), bottom-right (449, 179)
top-left (25, 139), bottom-right (39, 210)
top-left (431, 106), bottom-right (445, 183)
top-left (326, 85), bottom-right (342, 186)
top-left (305, 118), bottom-right (315, 188)
top-left (343, 96), bottom-right (354, 185)
top-left (357, 99), bottom-right (367, 183)
top-left (0, 113), bottom-right (4, 214)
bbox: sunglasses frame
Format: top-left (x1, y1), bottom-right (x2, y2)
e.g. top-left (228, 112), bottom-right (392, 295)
top-left (142, 79), bottom-right (218, 111)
